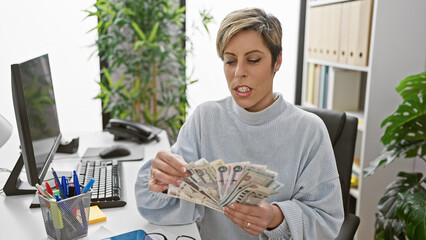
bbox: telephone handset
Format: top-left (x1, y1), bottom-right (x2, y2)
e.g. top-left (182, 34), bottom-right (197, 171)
top-left (106, 118), bottom-right (161, 143)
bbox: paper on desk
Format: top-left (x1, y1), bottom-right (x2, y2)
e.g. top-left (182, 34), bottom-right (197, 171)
top-left (86, 226), bottom-right (114, 240)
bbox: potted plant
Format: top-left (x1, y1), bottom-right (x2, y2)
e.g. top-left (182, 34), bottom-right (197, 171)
top-left (86, 0), bottom-right (211, 142)
top-left (364, 72), bottom-right (426, 239)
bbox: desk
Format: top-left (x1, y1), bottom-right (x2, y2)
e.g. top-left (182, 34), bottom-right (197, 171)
top-left (0, 130), bottom-right (201, 240)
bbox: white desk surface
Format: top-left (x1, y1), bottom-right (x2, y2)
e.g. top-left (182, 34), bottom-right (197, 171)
top-left (0, 131), bottom-right (201, 240)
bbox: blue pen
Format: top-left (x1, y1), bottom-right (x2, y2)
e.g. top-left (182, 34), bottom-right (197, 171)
top-left (65, 179), bottom-right (69, 197)
top-left (61, 176), bottom-right (68, 199)
top-left (54, 194), bottom-right (62, 201)
top-left (73, 170), bottom-right (81, 195)
top-left (51, 168), bottom-right (65, 198)
top-left (83, 178), bottom-right (95, 193)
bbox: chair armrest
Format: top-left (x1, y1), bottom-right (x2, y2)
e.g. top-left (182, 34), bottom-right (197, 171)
top-left (335, 213), bottom-right (360, 240)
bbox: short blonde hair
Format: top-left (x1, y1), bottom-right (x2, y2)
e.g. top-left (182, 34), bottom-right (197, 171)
top-left (216, 8), bottom-right (282, 66)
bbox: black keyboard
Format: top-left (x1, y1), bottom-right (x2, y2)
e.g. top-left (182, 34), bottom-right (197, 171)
top-left (78, 159), bottom-right (126, 208)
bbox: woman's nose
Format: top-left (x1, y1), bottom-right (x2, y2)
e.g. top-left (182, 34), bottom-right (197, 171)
top-left (234, 62), bottom-right (247, 79)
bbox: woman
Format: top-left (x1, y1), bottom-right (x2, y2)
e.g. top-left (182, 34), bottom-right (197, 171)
top-left (135, 8), bottom-right (343, 240)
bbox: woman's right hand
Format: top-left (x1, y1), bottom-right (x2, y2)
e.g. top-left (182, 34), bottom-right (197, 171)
top-left (148, 150), bottom-right (189, 193)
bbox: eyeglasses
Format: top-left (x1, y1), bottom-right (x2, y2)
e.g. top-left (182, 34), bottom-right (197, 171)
top-left (144, 232), bottom-right (196, 240)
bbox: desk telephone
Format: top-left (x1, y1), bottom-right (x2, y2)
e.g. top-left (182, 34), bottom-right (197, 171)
top-left (106, 118), bottom-right (161, 143)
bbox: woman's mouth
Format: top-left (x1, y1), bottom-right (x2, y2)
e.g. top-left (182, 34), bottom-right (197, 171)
top-left (236, 86), bottom-right (250, 92)
top-left (234, 85), bottom-right (252, 97)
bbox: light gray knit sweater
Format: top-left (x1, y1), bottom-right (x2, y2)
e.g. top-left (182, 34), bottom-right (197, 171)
top-left (135, 93), bottom-right (344, 240)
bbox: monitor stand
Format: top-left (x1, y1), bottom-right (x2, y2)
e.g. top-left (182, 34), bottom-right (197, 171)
top-left (3, 154), bottom-right (37, 196)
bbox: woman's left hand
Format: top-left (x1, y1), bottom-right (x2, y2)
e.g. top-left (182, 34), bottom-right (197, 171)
top-left (224, 202), bottom-right (284, 236)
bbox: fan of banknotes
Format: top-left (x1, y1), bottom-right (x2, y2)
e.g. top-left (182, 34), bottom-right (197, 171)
top-left (167, 158), bottom-right (283, 212)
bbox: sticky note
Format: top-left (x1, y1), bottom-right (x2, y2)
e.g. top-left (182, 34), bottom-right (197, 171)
top-left (89, 205), bottom-right (107, 224)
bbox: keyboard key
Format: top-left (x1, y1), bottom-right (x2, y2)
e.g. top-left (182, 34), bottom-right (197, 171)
top-left (78, 159), bottom-right (126, 208)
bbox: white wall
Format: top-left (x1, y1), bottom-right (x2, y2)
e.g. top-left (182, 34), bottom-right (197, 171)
top-left (186, 0), bottom-right (301, 115)
top-left (0, 1), bottom-right (101, 168)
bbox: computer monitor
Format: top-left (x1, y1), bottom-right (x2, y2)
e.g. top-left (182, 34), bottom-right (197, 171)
top-left (3, 54), bottom-right (62, 196)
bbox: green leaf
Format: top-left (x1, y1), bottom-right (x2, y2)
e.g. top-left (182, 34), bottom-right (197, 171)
top-left (364, 72), bottom-right (426, 175)
top-left (381, 72), bottom-right (426, 145)
top-left (102, 19), bottom-right (113, 34)
top-left (143, 105), bottom-right (153, 124)
top-left (397, 192), bottom-right (426, 239)
top-left (99, 4), bottom-right (116, 17)
top-left (102, 67), bottom-right (114, 86)
top-left (364, 140), bottom-right (426, 176)
top-left (200, 9), bottom-right (213, 34)
top-left (396, 175), bottom-right (426, 240)
top-left (396, 72), bottom-right (426, 99)
top-left (374, 172), bottom-right (425, 240)
top-left (177, 6), bottom-right (186, 14)
top-left (148, 22), bottom-right (160, 42)
top-left (132, 22), bottom-right (146, 40)
top-left (133, 40), bottom-right (147, 50)
top-left (102, 93), bottom-right (110, 108)
top-left (114, 75), bottom-right (125, 89)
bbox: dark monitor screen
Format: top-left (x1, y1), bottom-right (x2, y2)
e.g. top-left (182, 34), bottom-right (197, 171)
top-left (11, 54), bottom-right (61, 186)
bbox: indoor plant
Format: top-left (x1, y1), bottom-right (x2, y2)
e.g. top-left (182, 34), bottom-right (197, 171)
top-left (86, 0), bottom-right (211, 142)
top-left (364, 72), bottom-right (426, 239)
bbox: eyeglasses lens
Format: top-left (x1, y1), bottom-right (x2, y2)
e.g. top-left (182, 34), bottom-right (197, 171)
top-left (145, 233), bottom-right (166, 240)
top-left (177, 236), bottom-right (196, 240)
top-left (144, 233), bottom-right (196, 240)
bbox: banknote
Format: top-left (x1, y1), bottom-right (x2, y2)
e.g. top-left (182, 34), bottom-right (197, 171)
top-left (220, 167), bottom-right (276, 206)
top-left (216, 164), bottom-right (229, 199)
top-left (189, 159), bottom-right (224, 202)
top-left (167, 158), bottom-right (283, 212)
top-left (168, 181), bottom-right (223, 212)
top-left (220, 184), bottom-right (278, 207)
top-left (223, 162), bottom-right (250, 197)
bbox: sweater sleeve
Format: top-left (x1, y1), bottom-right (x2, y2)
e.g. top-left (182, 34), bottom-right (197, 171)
top-left (261, 116), bottom-right (344, 240)
top-left (134, 108), bottom-right (206, 225)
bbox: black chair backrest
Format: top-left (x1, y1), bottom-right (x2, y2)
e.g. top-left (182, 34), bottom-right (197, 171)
top-left (300, 107), bottom-right (358, 213)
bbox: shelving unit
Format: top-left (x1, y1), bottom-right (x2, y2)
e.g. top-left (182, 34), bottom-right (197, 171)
top-left (309, 0), bottom-right (353, 7)
top-left (307, 58), bottom-right (369, 72)
top-left (301, 0), bottom-right (426, 239)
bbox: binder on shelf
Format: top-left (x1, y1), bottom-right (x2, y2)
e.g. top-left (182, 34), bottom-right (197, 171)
top-left (321, 66), bottom-right (329, 108)
top-left (330, 69), bottom-right (361, 111)
top-left (339, 2), bottom-right (351, 64)
top-left (308, 0), bottom-right (372, 66)
top-left (313, 64), bottom-right (322, 107)
top-left (317, 6), bottom-right (326, 60)
top-left (318, 66), bottom-right (325, 108)
top-left (307, 7), bottom-right (321, 59)
top-left (346, 0), bottom-right (373, 66)
top-left (308, 3), bottom-right (344, 63)
top-left (326, 66), bottom-right (335, 110)
top-left (324, 3), bottom-right (342, 62)
top-left (306, 63), bottom-right (316, 104)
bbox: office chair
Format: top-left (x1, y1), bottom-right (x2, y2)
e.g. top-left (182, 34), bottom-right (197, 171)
top-left (299, 106), bottom-right (360, 240)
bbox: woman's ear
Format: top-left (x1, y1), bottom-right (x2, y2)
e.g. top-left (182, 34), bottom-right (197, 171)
top-left (274, 52), bottom-right (283, 73)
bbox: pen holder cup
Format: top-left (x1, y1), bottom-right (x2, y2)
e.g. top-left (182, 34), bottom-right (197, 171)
top-left (38, 190), bottom-right (91, 240)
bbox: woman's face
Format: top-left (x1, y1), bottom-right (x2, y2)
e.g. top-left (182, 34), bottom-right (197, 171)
top-left (223, 30), bottom-right (282, 112)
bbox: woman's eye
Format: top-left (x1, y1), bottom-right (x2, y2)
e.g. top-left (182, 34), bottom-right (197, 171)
top-left (225, 60), bottom-right (236, 65)
top-left (248, 58), bottom-right (261, 63)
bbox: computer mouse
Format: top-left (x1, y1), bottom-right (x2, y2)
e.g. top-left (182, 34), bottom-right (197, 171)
top-left (99, 145), bottom-right (131, 159)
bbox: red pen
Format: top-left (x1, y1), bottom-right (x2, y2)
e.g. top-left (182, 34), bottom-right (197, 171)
top-left (45, 182), bottom-right (53, 195)
top-left (53, 179), bottom-right (59, 190)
